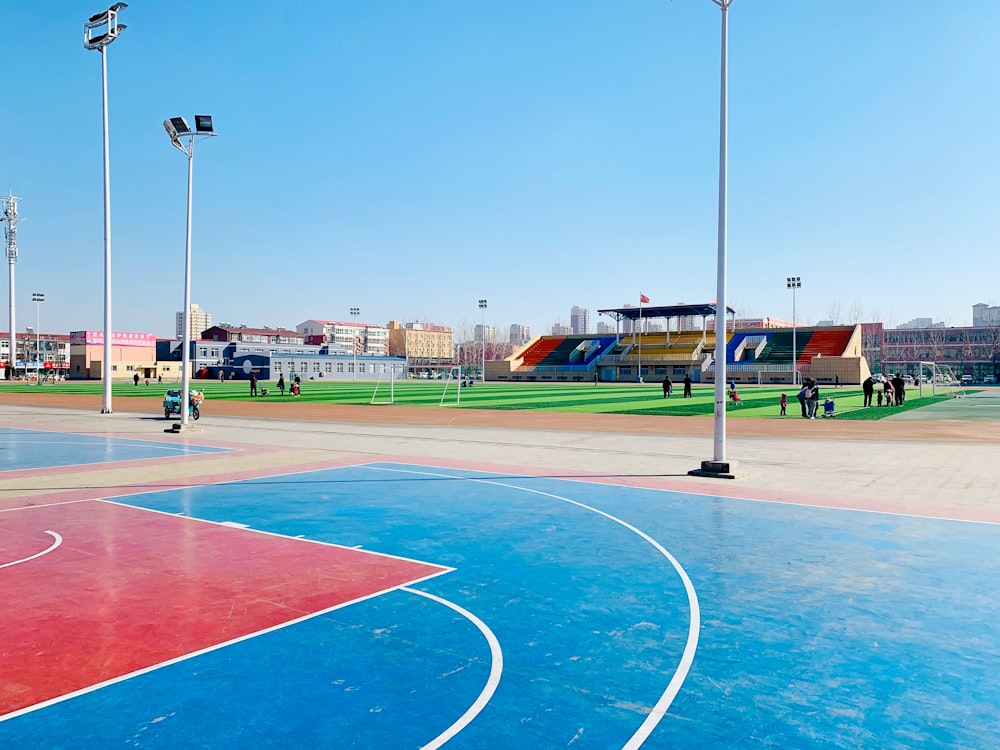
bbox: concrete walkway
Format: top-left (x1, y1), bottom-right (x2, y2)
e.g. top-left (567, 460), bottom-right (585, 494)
top-left (2, 398), bottom-right (997, 524)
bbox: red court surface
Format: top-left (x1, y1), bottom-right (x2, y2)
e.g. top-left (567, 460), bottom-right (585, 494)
top-left (0, 500), bottom-right (449, 718)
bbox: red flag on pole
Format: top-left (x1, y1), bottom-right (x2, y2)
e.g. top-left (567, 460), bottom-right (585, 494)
top-left (640, 294), bottom-right (650, 304)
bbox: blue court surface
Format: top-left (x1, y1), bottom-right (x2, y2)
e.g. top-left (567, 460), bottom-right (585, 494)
top-left (0, 427), bottom-right (227, 471)
top-left (3, 461), bottom-right (999, 748)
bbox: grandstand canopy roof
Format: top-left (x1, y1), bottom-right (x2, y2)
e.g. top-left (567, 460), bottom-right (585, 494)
top-left (597, 303), bottom-right (736, 323)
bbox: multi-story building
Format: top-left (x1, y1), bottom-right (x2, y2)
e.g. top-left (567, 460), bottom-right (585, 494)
top-left (0, 332), bottom-right (70, 378)
top-left (176, 303), bottom-right (212, 340)
top-left (972, 303), bottom-right (1000, 328)
top-left (296, 319), bottom-right (388, 355)
top-left (551, 323), bottom-right (571, 336)
top-left (202, 325), bottom-right (304, 346)
top-left (570, 306), bottom-right (590, 335)
top-left (509, 324), bottom-right (531, 345)
top-left (474, 324), bottom-right (497, 344)
top-left (880, 325), bottom-right (1000, 380)
top-left (69, 331), bottom-right (157, 380)
top-left (386, 321), bottom-right (454, 364)
top-left (897, 317), bottom-right (944, 330)
top-left (596, 321), bottom-right (614, 335)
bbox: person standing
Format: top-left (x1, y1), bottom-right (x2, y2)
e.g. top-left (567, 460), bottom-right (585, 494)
top-left (662, 376), bottom-right (672, 399)
top-left (250, 373), bottom-right (258, 397)
top-left (133, 372), bottom-right (140, 387)
top-left (683, 374), bottom-right (692, 398)
top-left (796, 383), bottom-right (808, 417)
top-left (862, 376), bottom-right (874, 407)
top-left (892, 373), bottom-right (906, 405)
top-left (593, 370), bottom-right (599, 387)
top-left (277, 373), bottom-right (285, 396)
top-left (806, 379), bottom-right (820, 419)
top-left (780, 393), bottom-right (787, 416)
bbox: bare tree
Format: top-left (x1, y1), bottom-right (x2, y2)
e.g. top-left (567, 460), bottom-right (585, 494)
top-left (846, 298), bottom-right (865, 324)
top-left (825, 301), bottom-right (842, 325)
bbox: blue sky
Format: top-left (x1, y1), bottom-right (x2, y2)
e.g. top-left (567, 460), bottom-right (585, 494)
top-left (2, 1), bottom-right (998, 340)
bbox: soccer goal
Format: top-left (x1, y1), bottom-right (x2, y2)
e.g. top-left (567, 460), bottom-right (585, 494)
top-left (917, 362), bottom-right (964, 398)
top-left (438, 366), bottom-right (464, 407)
top-left (370, 363), bottom-right (404, 405)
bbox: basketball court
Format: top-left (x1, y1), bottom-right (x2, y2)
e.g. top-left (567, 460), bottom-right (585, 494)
top-left (2, 394), bottom-right (999, 748)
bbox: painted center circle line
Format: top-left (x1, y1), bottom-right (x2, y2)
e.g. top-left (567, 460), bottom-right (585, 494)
top-left (0, 530), bottom-right (63, 569)
top-left (403, 587), bottom-right (504, 750)
top-left (368, 465), bottom-right (701, 748)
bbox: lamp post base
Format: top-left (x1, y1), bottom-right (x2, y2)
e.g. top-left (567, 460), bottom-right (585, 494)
top-left (688, 459), bottom-right (737, 480)
top-left (165, 422), bottom-right (202, 434)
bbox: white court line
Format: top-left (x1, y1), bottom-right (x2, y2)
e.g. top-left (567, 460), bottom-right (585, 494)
top-left (0, 569), bottom-right (450, 725)
top-left (368, 465), bottom-right (700, 749)
top-left (0, 530), bottom-right (62, 569)
top-left (403, 587), bottom-right (504, 750)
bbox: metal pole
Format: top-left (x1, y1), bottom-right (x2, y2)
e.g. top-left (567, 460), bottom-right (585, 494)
top-left (100, 46), bottom-right (113, 413)
top-left (35, 301), bottom-right (40, 380)
top-left (351, 308), bottom-right (359, 380)
top-left (180, 137), bottom-right (194, 426)
top-left (792, 284), bottom-right (797, 384)
top-left (7, 261), bottom-right (13, 379)
top-left (712, 0), bottom-right (731, 463)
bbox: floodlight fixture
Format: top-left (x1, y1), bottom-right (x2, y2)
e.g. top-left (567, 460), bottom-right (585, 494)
top-left (195, 115), bottom-right (214, 133)
top-left (84, 3), bottom-right (127, 49)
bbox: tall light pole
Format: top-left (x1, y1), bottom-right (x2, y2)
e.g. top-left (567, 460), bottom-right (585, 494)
top-left (350, 307), bottom-right (360, 381)
top-left (479, 299), bottom-right (488, 381)
top-left (25, 327), bottom-right (34, 380)
top-left (693, 0), bottom-right (734, 479)
top-left (163, 115), bottom-right (217, 428)
top-left (1, 194), bottom-right (20, 381)
top-left (32, 293), bottom-right (44, 380)
top-left (85, 2), bottom-right (127, 414)
top-left (787, 277), bottom-right (800, 385)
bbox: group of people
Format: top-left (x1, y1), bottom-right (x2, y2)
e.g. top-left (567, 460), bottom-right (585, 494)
top-left (661, 374), bottom-right (694, 398)
top-left (785, 378), bottom-right (822, 419)
top-left (250, 373), bottom-right (300, 397)
top-left (862, 373), bottom-right (906, 407)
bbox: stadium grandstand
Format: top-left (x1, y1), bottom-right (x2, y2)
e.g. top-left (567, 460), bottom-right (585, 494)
top-left (487, 303), bottom-right (872, 385)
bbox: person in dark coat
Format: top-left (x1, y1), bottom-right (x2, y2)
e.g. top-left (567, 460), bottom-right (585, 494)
top-left (662, 376), bottom-right (672, 399)
top-left (250, 374), bottom-right (258, 397)
top-left (862, 376), bottom-right (874, 407)
top-left (892, 373), bottom-right (906, 405)
top-left (683, 374), bottom-right (692, 398)
top-left (277, 374), bottom-right (285, 395)
top-left (797, 383), bottom-right (808, 417)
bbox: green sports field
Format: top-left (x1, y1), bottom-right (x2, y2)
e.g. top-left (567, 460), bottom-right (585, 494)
top-left (1, 379), bottom-right (954, 420)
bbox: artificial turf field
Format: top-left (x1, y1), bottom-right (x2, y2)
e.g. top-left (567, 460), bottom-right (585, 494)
top-left (0, 379), bottom-right (955, 421)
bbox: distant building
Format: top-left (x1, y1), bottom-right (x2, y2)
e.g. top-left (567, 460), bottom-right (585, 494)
top-left (570, 306), bottom-right (590, 335)
top-left (732, 317), bottom-right (794, 330)
top-left (69, 331), bottom-right (157, 381)
top-left (202, 325), bottom-right (304, 345)
top-left (474, 324), bottom-right (497, 344)
top-left (897, 317), bottom-right (944, 330)
top-left (296, 319), bottom-right (388, 355)
top-left (0, 331), bottom-right (70, 377)
top-left (176, 303), bottom-right (212, 340)
top-left (972, 303), bottom-right (1000, 328)
top-left (387, 320), bottom-right (454, 363)
top-left (596, 321), bottom-right (614, 335)
top-left (509, 324), bottom-right (531, 344)
top-left (551, 323), bottom-right (571, 336)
